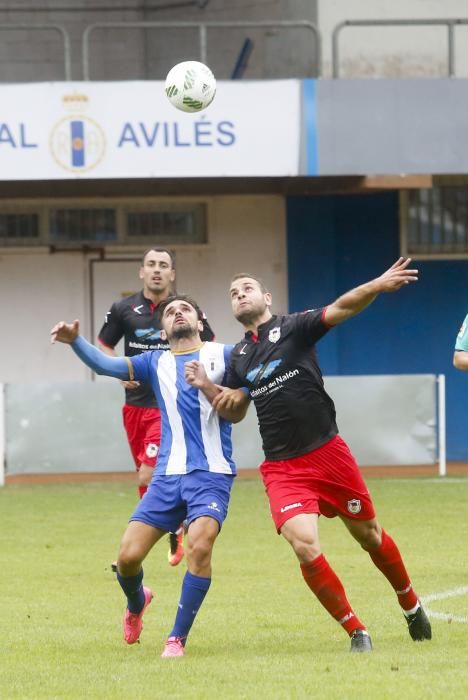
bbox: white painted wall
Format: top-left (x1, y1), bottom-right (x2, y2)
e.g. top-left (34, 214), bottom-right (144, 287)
top-left (0, 195), bottom-right (287, 383)
top-left (319, 0), bottom-right (468, 77)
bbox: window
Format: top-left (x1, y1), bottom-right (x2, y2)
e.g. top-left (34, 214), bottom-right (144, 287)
top-left (402, 186), bottom-right (468, 257)
top-left (0, 213), bottom-right (40, 246)
top-left (0, 199), bottom-right (209, 249)
top-left (125, 205), bottom-right (207, 245)
top-left (50, 208), bottom-right (117, 245)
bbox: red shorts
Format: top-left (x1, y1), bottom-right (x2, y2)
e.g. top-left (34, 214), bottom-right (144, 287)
top-left (260, 435), bottom-right (376, 532)
top-left (122, 405), bottom-right (161, 470)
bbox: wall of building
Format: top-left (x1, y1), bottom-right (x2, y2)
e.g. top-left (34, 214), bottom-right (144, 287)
top-left (319, 0), bottom-right (468, 78)
top-left (0, 194), bottom-right (287, 382)
top-left (5, 1), bottom-right (468, 82)
top-left (287, 192), bottom-right (468, 461)
top-left (0, 0), bottom-right (318, 82)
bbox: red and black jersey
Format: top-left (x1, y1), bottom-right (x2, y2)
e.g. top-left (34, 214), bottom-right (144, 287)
top-left (98, 290), bottom-right (214, 408)
top-left (226, 311), bottom-right (338, 461)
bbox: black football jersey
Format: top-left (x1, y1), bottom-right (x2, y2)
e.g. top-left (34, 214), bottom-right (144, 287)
top-left (226, 312), bottom-right (338, 460)
top-left (98, 290), bottom-right (214, 407)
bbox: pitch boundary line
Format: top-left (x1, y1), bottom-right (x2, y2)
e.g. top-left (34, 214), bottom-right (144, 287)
top-left (420, 586), bottom-right (468, 623)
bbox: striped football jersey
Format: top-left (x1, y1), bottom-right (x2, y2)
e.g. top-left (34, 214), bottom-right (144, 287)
top-left (130, 342), bottom-right (235, 476)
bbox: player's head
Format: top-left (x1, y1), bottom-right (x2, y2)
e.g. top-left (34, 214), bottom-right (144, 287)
top-left (158, 294), bottom-right (204, 342)
top-left (139, 248), bottom-right (176, 297)
top-left (229, 273), bottom-right (272, 326)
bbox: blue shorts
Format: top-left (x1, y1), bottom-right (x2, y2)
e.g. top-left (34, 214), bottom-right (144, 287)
top-left (130, 470), bottom-right (235, 533)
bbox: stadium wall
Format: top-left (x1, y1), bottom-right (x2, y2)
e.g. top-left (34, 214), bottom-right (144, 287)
top-left (286, 192), bottom-right (468, 460)
top-left (0, 194), bottom-right (287, 383)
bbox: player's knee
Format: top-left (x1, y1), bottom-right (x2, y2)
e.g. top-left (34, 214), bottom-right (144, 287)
top-left (137, 467), bottom-right (153, 487)
top-left (187, 536), bottom-right (214, 568)
top-left (289, 537), bottom-right (321, 563)
top-left (357, 521), bottom-right (382, 550)
top-left (118, 541), bottom-right (144, 572)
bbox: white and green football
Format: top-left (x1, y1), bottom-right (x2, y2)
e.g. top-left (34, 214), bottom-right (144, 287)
top-left (165, 60), bottom-right (216, 113)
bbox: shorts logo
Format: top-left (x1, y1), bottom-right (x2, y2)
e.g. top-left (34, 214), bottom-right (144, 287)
top-left (347, 498), bottom-right (361, 514)
top-left (145, 443), bottom-right (158, 458)
top-left (280, 502), bottom-right (302, 513)
top-left (268, 327), bottom-right (281, 343)
top-left (208, 501), bottom-right (221, 513)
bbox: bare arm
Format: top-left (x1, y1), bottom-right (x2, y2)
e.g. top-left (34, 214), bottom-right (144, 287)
top-left (453, 351), bottom-right (468, 371)
top-left (212, 388), bottom-right (250, 423)
top-left (98, 340), bottom-right (140, 389)
top-left (184, 361), bottom-right (250, 423)
top-left (324, 257), bottom-right (418, 327)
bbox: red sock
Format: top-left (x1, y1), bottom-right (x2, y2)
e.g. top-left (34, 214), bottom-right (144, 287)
top-left (367, 530), bottom-right (418, 611)
top-left (138, 485), bottom-right (148, 499)
top-left (301, 554), bottom-right (366, 635)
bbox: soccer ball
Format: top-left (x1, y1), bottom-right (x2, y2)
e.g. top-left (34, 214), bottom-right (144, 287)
top-left (165, 60), bottom-right (216, 113)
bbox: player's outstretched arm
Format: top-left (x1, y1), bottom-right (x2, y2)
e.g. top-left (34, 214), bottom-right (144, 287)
top-left (98, 340), bottom-right (140, 390)
top-left (50, 320), bottom-right (131, 380)
top-left (324, 257), bottom-right (418, 327)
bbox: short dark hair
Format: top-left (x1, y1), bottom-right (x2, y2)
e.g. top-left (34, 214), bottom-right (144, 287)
top-left (141, 247), bottom-right (176, 268)
top-left (230, 273), bottom-right (268, 294)
top-left (158, 294), bottom-right (203, 322)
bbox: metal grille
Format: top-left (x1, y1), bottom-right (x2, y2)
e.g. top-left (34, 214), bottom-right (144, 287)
top-left (0, 201), bottom-right (208, 249)
top-left (126, 205), bottom-right (207, 244)
top-left (405, 187), bottom-right (468, 256)
top-left (50, 208), bottom-right (116, 245)
top-left (0, 213), bottom-right (39, 245)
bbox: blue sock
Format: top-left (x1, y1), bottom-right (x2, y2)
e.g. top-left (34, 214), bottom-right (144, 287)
top-left (169, 571), bottom-right (211, 642)
top-left (117, 569), bottom-right (145, 613)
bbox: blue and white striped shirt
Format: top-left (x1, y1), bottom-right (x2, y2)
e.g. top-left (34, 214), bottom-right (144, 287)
top-left (130, 342), bottom-right (235, 476)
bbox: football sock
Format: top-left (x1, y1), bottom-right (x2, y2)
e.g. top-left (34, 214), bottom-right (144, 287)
top-left (117, 569), bottom-right (145, 613)
top-left (138, 485), bottom-right (148, 499)
top-left (301, 554), bottom-right (366, 635)
top-left (169, 571), bottom-right (211, 642)
top-left (367, 529), bottom-right (419, 611)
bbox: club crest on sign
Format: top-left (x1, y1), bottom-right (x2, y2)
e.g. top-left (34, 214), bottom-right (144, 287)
top-left (268, 327), bottom-right (281, 343)
top-left (347, 498), bottom-right (361, 514)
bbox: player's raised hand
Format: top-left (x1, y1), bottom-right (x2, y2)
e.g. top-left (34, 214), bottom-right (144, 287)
top-left (184, 360), bottom-right (208, 389)
top-left (50, 319), bottom-right (80, 344)
top-left (376, 257), bottom-right (418, 292)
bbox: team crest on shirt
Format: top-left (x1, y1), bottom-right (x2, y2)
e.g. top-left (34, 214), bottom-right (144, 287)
top-left (146, 443), bottom-right (158, 458)
top-left (268, 327), bottom-right (281, 343)
top-left (347, 498), bottom-right (361, 514)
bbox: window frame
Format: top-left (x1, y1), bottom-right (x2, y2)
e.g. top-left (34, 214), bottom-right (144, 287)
top-left (400, 188), bottom-right (468, 260)
top-left (0, 197), bottom-right (211, 251)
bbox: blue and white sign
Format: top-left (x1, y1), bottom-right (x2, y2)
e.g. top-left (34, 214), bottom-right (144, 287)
top-left (0, 81), bottom-right (302, 179)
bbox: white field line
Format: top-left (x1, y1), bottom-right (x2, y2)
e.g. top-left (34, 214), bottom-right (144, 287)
top-left (420, 586), bottom-right (468, 623)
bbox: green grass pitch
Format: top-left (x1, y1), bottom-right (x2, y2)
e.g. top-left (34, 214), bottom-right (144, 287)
top-left (0, 476), bottom-right (467, 699)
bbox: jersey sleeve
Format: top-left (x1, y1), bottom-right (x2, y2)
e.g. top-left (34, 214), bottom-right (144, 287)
top-left (97, 301), bottom-right (124, 348)
top-left (71, 337), bottom-right (131, 379)
top-left (128, 351), bottom-right (154, 384)
top-left (292, 308), bottom-right (331, 347)
top-left (455, 314), bottom-right (468, 351)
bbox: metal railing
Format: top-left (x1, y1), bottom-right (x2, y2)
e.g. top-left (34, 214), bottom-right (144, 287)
top-left (332, 18), bottom-right (468, 78)
top-left (82, 20), bottom-right (321, 80)
top-left (0, 24), bottom-right (71, 80)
